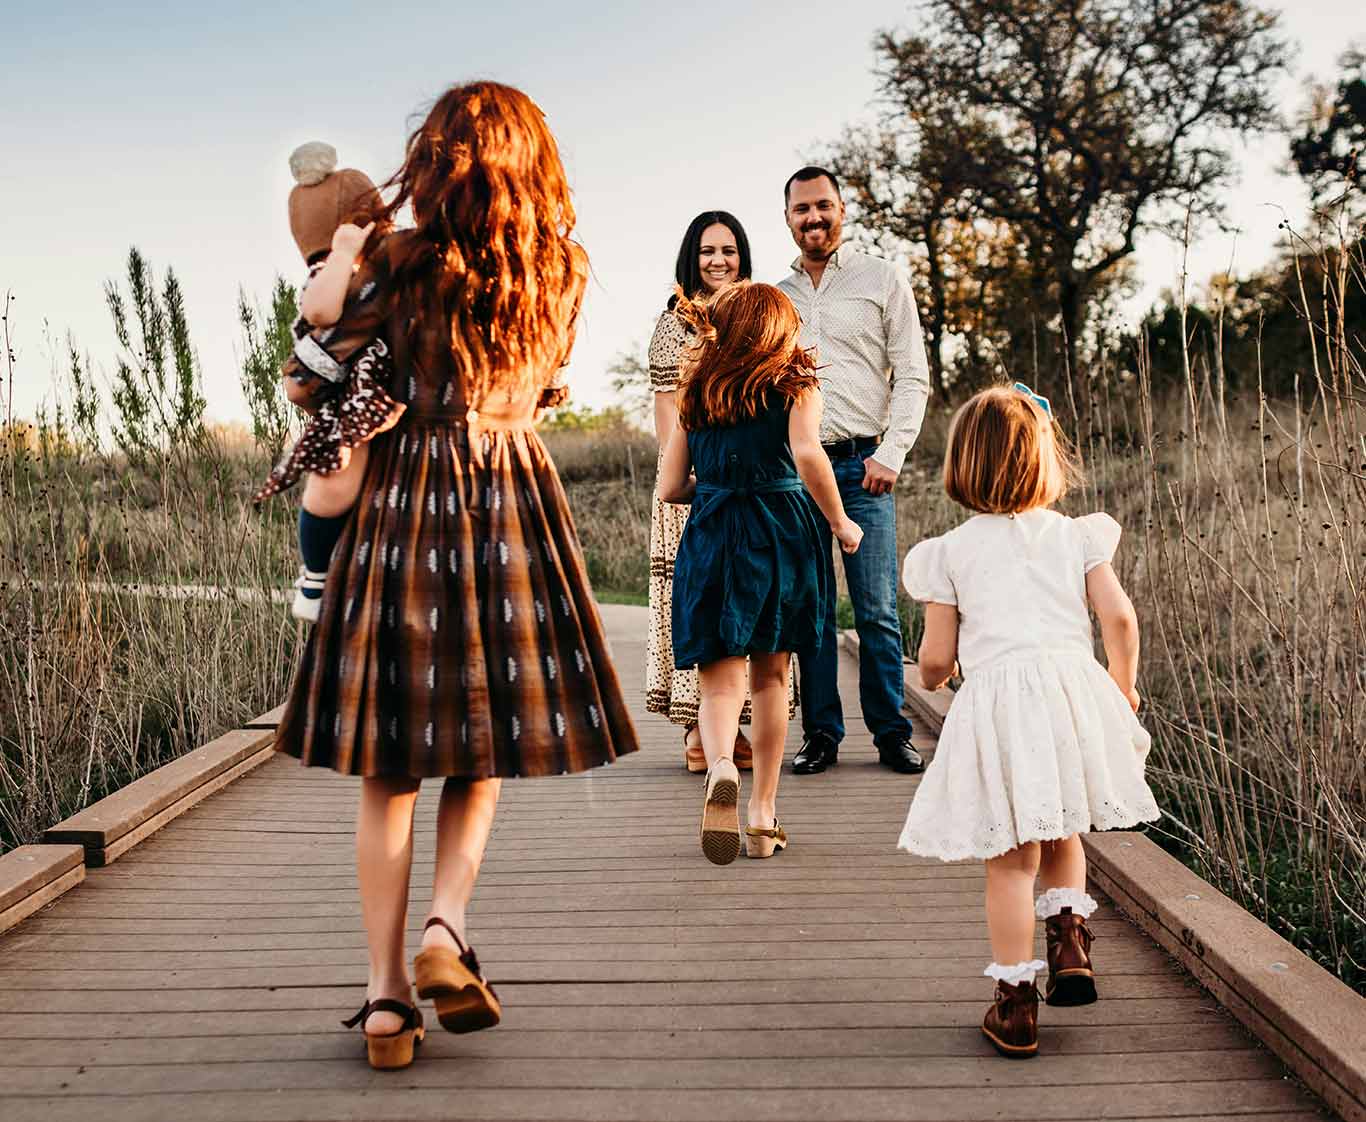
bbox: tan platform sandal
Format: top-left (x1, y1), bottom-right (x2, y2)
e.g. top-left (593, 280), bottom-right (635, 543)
top-left (683, 726), bottom-right (707, 773)
top-left (700, 757), bottom-right (741, 865)
top-left (685, 727), bottom-right (754, 773)
top-left (744, 818), bottom-right (788, 859)
top-left (414, 917), bottom-right (502, 1033)
top-left (341, 998), bottom-right (425, 1070)
top-left (732, 731), bottom-right (753, 771)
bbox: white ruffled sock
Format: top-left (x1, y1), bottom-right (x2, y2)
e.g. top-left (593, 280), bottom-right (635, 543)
top-left (984, 959), bottom-right (1047, 987)
top-left (1035, 886), bottom-right (1098, 920)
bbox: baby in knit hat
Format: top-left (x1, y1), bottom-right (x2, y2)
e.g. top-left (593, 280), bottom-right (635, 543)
top-left (255, 142), bottom-right (404, 622)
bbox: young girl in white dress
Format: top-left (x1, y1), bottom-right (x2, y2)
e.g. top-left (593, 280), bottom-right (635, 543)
top-left (898, 383), bottom-right (1159, 1059)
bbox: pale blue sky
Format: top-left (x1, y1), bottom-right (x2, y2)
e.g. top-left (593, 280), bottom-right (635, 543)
top-left (4, 1), bottom-right (1360, 427)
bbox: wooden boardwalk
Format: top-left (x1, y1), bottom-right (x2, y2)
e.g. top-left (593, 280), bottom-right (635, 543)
top-left (0, 605), bottom-right (1330, 1121)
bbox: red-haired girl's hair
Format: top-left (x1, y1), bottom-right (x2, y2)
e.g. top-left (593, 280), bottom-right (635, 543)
top-left (371, 81), bottom-right (587, 407)
top-left (674, 283), bottom-right (819, 429)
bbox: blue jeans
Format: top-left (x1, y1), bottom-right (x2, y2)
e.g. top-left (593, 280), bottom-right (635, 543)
top-left (798, 449), bottom-right (912, 747)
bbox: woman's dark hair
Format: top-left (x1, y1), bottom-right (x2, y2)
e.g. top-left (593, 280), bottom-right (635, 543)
top-left (668, 211), bottom-right (752, 308)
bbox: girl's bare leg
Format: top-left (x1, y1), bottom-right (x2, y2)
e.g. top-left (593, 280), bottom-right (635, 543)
top-left (697, 657), bottom-right (747, 768)
top-left (302, 444), bottom-right (370, 517)
top-left (745, 652), bottom-right (790, 828)
top-left (984, 842), bottom-right (1042, 964)
top-left (1037, 835), bottom-right (1087, 893)
top-left (356, 774), bottom-right (422, 1034)
top-left (422, 777), bottom-right (502, 952)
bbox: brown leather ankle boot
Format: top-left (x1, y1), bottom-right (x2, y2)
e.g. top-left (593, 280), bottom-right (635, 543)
top-left (1045, 906), bottom-right (1097, 1006)
top-left (981, 979), bottom-right (1039, 1058)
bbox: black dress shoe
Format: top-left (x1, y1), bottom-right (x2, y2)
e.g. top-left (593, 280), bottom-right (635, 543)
top-left (876, 734), bottom-right (926, 774)
top-left (792, 730), bottom-right (839, 774)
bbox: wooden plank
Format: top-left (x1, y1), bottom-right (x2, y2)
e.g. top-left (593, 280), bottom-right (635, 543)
top-left (1087, 831), bottom-right (1365, 1122)
top-left (0, 916), bottom-right (1144, 943)
top-left (0, 929), bottom-right (1048, 960)
top-left (0, 845), bottom-right (84, 918)
top-left (44, 727), bottom-right (277, 864)
top-left (243, 703), bottom-right (287, 728)
top-left (0, 1025), bottom-right (1259, 1067)
top-left (0, 1050), bottom-right (1287, 1094)
top-left (0, 949), bottom-right (1172, 985)
top-left (0, 1081), bottom-right (1315, 1122)
top-left (0, 864), bottom-right (85, 935)
top-left (0, 615), bottom-right (1334, 1122)
top-left (87, 871), bottom-right (990, 894)
top-left (0, 968), bottom-right (1195, 1001)
top-left (0, 999), bottom-right (1233, 1038)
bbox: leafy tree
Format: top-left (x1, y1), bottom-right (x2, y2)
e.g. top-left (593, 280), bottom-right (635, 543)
top-left (105, 248), bottom-right (206, 460)
top-left (237, 277), bottom-right (299, 459)
top-left (834, 0), bottom-right (1289, 410)
top-left (1291, 50), bottom-right (1366, 211)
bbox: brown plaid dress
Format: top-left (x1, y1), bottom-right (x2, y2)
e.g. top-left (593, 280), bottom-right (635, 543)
top-left (276, 237), bottom-right (638, 778)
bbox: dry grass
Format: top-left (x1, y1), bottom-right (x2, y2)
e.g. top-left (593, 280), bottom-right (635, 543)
top-left (1, 234), bottom-right (1361, 991)
top-left (0, 434), bottom-right (298, 850)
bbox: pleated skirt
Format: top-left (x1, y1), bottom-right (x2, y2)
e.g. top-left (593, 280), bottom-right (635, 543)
top-left (275, 417), bottom-right (639, 778)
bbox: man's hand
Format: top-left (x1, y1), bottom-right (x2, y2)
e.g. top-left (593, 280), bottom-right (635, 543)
top-left (862, 457), bottom-right (897, 495)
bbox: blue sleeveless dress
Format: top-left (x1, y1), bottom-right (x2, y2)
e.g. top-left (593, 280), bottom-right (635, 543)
top-left (671, 399), bottom-right (831, 669)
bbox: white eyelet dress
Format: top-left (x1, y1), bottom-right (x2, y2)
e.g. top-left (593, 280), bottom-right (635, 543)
top-left (897, 508), bottom-right (1160, 862)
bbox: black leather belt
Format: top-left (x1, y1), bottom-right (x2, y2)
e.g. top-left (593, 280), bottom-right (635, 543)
top-left (822, 434), bottom-right (882, 459)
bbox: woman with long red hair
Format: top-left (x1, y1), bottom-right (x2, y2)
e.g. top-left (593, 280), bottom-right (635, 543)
top-left (274, 81), bottom-right (638, 1069)
top-left (658, 283), bottom-right (861, 865)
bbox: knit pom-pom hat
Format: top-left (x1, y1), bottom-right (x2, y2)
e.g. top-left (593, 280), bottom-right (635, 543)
top-left (287, 142), bottom-right (381, 263)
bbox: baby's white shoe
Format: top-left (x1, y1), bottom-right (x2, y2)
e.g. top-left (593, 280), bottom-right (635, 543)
top-left (291, 567), bottom-right (327, 622)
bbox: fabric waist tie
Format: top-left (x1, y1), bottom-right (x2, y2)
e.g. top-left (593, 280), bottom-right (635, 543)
top-left (694, 478), bottom-right (806, 501)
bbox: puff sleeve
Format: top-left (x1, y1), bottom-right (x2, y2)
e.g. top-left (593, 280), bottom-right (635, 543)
top-left (1078, 512), bottom-right (1122, 573)
top-left (902, 537), bottom-right (956, 604)
top-left (647, 311), bottom-right (687, 392)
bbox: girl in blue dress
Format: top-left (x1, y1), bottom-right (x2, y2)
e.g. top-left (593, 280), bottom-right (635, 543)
top-left (658, 283), bottom-right (863, 865)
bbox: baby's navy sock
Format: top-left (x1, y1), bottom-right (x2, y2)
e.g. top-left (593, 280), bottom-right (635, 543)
top-left (297, 509), bottom-right (347, 600)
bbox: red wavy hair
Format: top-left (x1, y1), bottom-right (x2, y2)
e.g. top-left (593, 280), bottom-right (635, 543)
top-left (371, 81), bottom-right (587, 407)
top-left (674, 283), bottom-right (819, 429)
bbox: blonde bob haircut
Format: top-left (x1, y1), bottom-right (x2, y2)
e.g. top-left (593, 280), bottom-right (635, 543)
top-left (943, 385), bottom-right (1081, 514)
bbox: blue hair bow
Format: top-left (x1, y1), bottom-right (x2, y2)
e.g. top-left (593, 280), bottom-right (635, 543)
top-left (1013, 382), bottom-right (1052, 417)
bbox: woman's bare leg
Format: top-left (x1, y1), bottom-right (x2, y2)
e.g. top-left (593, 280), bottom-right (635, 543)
top-left (356, 774), bottom-right (421, 1033)
top-left (422, 777), bottom-right (502, 952)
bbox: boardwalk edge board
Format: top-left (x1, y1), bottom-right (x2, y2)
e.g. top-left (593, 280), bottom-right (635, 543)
top-left (0, 846), bottom-right (85, 934)
top-left (42, 716), bottom-right (281, 869)
top-left (855, 633), bottom-right (1364, 1122)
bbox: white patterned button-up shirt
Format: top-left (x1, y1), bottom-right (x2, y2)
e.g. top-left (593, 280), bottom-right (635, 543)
top-left (776, 248), bottom-right (931, 476)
